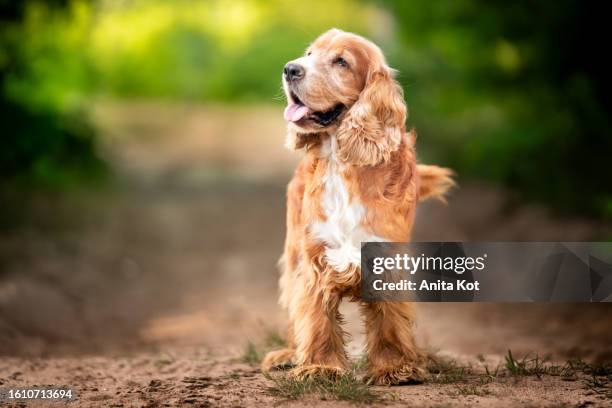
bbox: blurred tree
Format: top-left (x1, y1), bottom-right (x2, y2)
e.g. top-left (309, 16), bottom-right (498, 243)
top-left (3, 0), bottom-right (610, 219)
top-left (383, 0), bottom-right (612, 219)
top-left (0, 0), bottom-right (104, 190)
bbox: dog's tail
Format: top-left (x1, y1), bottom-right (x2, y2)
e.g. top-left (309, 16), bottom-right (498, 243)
top-left (417, 164), bottom-right (456, 203)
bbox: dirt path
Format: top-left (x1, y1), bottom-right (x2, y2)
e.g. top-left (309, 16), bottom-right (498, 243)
top-left (1, 102), bottom-right (611, 407)
top-left (0, 349), bottom-right (607, 407)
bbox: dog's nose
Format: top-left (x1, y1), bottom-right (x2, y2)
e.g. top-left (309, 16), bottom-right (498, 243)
top-left (284, 63), bottom-right (305, 81)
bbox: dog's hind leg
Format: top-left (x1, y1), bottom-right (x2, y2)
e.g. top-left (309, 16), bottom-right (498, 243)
top-left (361, 301), bottom-right (426, 385)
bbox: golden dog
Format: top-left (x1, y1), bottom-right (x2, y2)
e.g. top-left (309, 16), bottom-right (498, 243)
top-left (262, 28), bottom-right (454, 385)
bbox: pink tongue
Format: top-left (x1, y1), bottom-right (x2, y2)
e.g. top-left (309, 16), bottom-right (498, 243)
top-left (284, 104), bottom-right (309, 122)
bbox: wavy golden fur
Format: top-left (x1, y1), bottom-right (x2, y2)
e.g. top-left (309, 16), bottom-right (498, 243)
top-left (263, 29), bottom-right (454, 385)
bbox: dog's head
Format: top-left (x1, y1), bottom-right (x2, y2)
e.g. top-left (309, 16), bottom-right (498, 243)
top-left (282, 28), bottom-right (406, 166)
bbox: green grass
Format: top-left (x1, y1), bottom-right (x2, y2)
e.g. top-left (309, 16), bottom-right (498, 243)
top-left (264, 331), bottom-right (287, 349)
top-left (502, 351), bottom-right (612, 400)
top-left (567, 358), bottom-right (612, 377)
top-left (240, 330), bottom-right (288, 365)
top-left (265, 372), bottom-right (381, 403)
top-left (428, 351), bottom-right (610, 400)
top-left (262, 350), bottom-right (380, 403)
top-left (503, 351), bottom-right (612, 380)
top-left (483, 364), bottom-right (500, 382)
top-left (256, 348), bottom-right (612, 403)
top-left (584, 374), bottom-right (612, 399)
top-left (504, 350), bottom-right (553, 378)
top-left (351, 354), bottom-right (369, 371)
top-left (571, 359), bottom-right (612, 400)
top-left (427, 355), bottom-right (473, 384)
top-left (427, 351), bottom-right (611, 385)
top-left (452, 383), bottom-right (492, 397)
top-left (240, 342), bottom-right (261, 365)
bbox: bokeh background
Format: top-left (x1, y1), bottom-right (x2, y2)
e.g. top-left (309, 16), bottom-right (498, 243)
top-left (1, 0), bottom-right (611, 370)
top-left (2, 0), bottom-right (612, 218)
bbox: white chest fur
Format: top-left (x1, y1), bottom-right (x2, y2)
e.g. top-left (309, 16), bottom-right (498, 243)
top-left (310, 137), bottom-right (386, 272)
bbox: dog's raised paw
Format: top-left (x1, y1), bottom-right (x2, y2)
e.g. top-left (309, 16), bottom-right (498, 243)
top-left (261, 349), bottom-right (295, 372)
top-left (365, 364), bottom-right (427, 386)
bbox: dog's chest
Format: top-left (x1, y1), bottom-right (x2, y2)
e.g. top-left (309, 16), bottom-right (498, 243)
top-left (310, 137), bottom-right (384, 272)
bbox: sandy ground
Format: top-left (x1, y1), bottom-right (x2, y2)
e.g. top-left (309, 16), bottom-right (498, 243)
top-left (0, 102), bottom-right (611, 407)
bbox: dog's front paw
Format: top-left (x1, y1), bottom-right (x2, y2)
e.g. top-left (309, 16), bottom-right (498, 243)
top-left (261, 349), bottom-right (295, 372)
top-left (365, 364), bottom-right (427, 386)
top-left (291, 364), bottom-right (347, 380)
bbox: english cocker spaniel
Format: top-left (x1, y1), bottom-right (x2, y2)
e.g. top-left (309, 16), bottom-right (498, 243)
top-left (262, 28), bottom-right (454, 385)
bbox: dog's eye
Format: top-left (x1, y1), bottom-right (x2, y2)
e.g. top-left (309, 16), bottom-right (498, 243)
top-left (306, 50), bottom-right (312, 56)
top-left (333, 57), bottom-right (348, 68)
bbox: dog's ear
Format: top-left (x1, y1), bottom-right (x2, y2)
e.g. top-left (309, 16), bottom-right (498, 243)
top-left (336, 67), bottom-right (406, 166)
top-left (285, 128), bottom-right (322, 151)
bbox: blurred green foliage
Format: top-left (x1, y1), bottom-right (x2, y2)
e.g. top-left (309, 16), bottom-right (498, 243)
top-left (0, 0), bottom-right (104, 190)
top-left (1, 0), bottom-right (374, 191)
top-left (1, 0), bottom-right (610, 218)
top-left (4, 0), bottom-right (375, 106)
top-left (385, 1), bottom-right (612, 218)
top-left (0, 99), bottom-right (103, 188)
